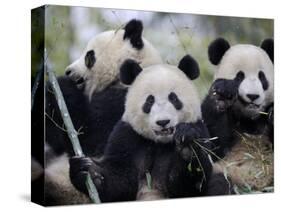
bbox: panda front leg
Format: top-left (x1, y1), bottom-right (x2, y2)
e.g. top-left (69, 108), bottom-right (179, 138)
top-left (205, 172), bottom-right (233, 196)
top-left (69, 155), bottom-right (138, 202)
top-left (204, 78), bottom-right (239, 113)
top-left (201, 79), bottom-right (239, 158)
top-left (174, 120), bottom-right (211, 162)
top-left (69, 156), bottom-right (104, 196)
top-left (174, 121), bottom-right (233, 196)
top-left (174, 120), bottom-right (213, 193)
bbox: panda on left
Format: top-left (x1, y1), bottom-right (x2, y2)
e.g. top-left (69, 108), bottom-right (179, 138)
top-left (32, 19), bottom-right (163, 205)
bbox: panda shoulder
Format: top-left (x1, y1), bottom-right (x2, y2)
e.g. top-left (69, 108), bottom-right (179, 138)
top-left (105, 121), bottom-right (145, 155)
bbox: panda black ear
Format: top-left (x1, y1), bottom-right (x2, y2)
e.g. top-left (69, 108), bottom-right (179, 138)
top-left (178, 55), bottom-right (200, 80)
top-left (208, 38), bottom-right (230, 65)
top-left (123, 19), bottom-right (144, 50)
top-left (261, 38), bottom-right (274, 63)
top-left (120, 59), bottom-right (143, 85)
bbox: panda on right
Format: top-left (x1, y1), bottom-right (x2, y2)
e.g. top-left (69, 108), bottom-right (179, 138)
top-left (202, 38), bottom-right (274, 192)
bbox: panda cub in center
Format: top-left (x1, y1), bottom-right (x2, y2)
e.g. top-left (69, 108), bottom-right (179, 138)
top-left (202, 38), bottom-right (274, 191)
top-left (70, 55), bottom-right (231, 203)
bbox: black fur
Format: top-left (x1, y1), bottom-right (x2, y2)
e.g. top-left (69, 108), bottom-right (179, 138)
top-left (259, 71), bottom-right (269, 90)
top-left (45, 76), bottom-right (127, 158)
top-left (235, 71), bottom-right (245, 82)
top-left (120, 59), bottom-right (142, 85)
top-left (70, 120), bottom-right (231, 202)
top-left (178, 55), bottom-right (200, 80)
top-left (31, 74), bottom-right (45, 166)
top-left (206, 172), bottom-right (233, 195)
top-left (142, 95), bottom-right (155, 114)
top-left (168, 92), bottom-right (183, 110)
top-left (202, 78), bottom-right (273, 159)
top-left (31, 74), bottom-right (45, 204)
top-left (208, 38), bottom-right (230, 65)
top-left (85, 50), bottom-right (96, 69)
top-left (267, 104), bottom-right (274, 143)
top-left (123, 19), bottom-right (144, 50)
top-left (261, 38), bottom-right (274, 63)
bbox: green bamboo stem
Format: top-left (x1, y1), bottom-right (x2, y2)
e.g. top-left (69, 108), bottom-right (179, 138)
top-left (46, 65), bottom-right (101, 204)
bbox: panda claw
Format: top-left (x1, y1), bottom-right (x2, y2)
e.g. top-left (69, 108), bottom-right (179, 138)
top-left (70, 156), bottom-right (93, 173)
top-left (91, 170), bottom-right (105, 187)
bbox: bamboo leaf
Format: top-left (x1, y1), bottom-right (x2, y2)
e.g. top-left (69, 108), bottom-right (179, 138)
top-left (146, 172), bottom-right (152, 190)
top-left (187, 162), bottom-right (192, 172)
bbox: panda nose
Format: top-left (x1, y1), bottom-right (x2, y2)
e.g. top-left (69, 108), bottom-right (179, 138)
top-left (156, 119), bottom-right (170, 127)
top-left (247, 94), bottom-right (260, 101)
top-left (65, 68), bottom-right (73, 76)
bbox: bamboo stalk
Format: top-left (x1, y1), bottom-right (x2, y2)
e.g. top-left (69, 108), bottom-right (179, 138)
top-left (31, 63), bottom-right (44, 111)
top-left (46, 62), bottom-right (101, 204)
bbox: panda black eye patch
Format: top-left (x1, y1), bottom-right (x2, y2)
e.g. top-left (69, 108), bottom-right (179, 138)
top-left (259, 71), bottom-right (269, 90)
top-left (168, 92), bottom-right (183, 110)
top-left (142, 95), bottom-right (155, 114)
top-left (85, 50), bottom-right (96, 69)
top-left (235, 70), bottom-right (245, 82)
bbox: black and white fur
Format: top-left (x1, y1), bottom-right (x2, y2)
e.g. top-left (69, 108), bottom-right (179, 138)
top-left (202, 38), bottom-right (274, 191)
top-left (33, 19), bottom-right (162, 206)
top-left (70, 55), bottom-right (231, 203)
top-left (65, 19), bottom-right (162, 99)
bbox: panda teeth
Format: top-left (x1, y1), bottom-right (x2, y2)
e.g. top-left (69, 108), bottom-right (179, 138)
top-left (155, 127), bottom-right (174, 136)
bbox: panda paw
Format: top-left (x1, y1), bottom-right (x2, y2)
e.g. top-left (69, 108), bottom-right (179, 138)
top-left (209, 79), bottom-right (239, 112)
top-left (69, 156), bottom-right (93, 193)
top-left (174, 123), bottom-right (202, 160)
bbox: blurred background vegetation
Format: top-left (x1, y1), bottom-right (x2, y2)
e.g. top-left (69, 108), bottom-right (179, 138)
top-left (36, 5), bottom-right (273, 99)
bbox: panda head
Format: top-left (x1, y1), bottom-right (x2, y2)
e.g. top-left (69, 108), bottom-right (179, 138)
top-left (121, 55), bottom-right (201, 143)
top-left (208, 38), bottom-right (274, 119)
top-left (65, 19), bottom-right (162, 99)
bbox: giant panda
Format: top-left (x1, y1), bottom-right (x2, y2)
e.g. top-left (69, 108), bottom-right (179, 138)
top-left (35, 19), bottom-right (163, 205)
top-left (201, 38), bottom-right (274, 193)
top-left (69, 55), bottom-right (232, 203)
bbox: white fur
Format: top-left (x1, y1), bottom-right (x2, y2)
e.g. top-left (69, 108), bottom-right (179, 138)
top-left (136, 185), bottom-right (164, 201)
top-left (31, 157), bottom-right (43, 181)
top-left (122, 64), bottom-right (201, 143)
top-left (214, 44), bottom-right (274, 117)
top-left (44, 154), bottom-right (90, 205)
top-left (66, 29), bottom-right (162, 99)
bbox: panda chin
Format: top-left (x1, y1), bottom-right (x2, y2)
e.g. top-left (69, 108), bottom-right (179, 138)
top-left (235, 99), bottom-right (262, 120)
top-left (238, 97), bottom-right (260, 109)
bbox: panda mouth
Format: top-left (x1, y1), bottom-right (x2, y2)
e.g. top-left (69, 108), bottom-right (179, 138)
top-left (154, 127), bottom-right (175, 136)
top-left (238, 96), bottom-right (260, 108)
top-left (247, 103), bottom-right (259, 109)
